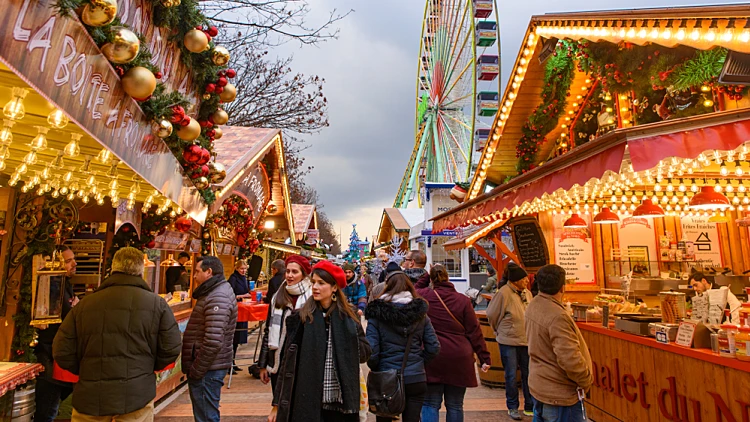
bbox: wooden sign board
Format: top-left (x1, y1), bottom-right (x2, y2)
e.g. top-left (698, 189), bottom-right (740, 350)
top-left (675, 320), bottom-right (697, 347)
top-left (509, 216), bottom-right (549, 271)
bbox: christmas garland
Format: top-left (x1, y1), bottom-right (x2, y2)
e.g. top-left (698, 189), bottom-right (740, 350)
top-left (201, 195), bottom-right (266, 258)
top-left (104, 207), bottom-right (181, 272)
top-left (51, 0), bottom-right (238, 205)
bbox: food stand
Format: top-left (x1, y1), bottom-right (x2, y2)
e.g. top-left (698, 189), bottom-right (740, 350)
top-left (431, 5), bottom-right (750, 420)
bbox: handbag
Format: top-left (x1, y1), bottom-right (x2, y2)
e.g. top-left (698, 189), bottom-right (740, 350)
top-left (434, 289), bottom-right (465, 331)
top-left (366, 330), bottom-right (416, 418)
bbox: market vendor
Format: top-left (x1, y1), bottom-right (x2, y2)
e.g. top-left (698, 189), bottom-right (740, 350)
top-left (165, 252), bottom-right (191, 294)
top-left (688, 272), bottom-right (742, 325)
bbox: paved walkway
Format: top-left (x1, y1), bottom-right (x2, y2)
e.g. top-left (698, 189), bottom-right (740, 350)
top-left (155, 324), bottom-right (526, 421)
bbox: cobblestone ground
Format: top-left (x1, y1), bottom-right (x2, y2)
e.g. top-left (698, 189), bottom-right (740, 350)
top-left (155, 324), bottom-right (524, 422)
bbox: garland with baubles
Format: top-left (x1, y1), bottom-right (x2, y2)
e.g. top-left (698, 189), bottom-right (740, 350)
top-left (201, 195), bottom-right (267, 258)
top-left (53, 0), bottom-right (238, 204)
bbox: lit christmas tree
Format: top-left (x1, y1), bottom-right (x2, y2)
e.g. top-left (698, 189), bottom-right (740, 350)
top-left (345, 224), bottom-right (361, 262)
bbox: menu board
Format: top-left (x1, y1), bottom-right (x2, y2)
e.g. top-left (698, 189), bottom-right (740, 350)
top-left (509, 217), bottom-right (549, 271)
top-left (552, 214), bottom-right (596, 284)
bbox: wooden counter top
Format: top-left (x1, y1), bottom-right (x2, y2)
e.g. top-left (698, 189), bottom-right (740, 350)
top-left (577, 322), bottom-right (750, 374)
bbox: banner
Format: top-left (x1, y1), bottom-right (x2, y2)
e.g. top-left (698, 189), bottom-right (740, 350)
top-left (680, 215), bottom-right (723, 266)
top-left (552, 214), bottom-right (596, 284)
top-left (231, 164), bottom-right (271, 227)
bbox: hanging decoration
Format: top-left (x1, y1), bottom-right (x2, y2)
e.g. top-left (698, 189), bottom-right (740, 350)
top-left (80, 0), bottom-right (118, 27)
top-left (201, 195), bottom-right (266, 258)
top-left (121, 66), bottom-right (157, 100)
top-left (100, 27), bottom-right (140, 64)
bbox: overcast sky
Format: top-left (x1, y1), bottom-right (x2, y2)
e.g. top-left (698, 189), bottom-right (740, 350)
top-left (276, 0), bottom-right (743, 248)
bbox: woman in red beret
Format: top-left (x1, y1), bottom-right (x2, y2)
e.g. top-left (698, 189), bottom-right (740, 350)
top-left (259, 255), bottom-right (313, 391)
top-left (269, 261), bottom-right (371, 422)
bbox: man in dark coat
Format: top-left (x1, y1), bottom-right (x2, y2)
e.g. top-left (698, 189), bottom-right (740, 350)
top-left (264, 259), bottom-right (286, 304)
top-left (182, 256), bottom-right (238, 422)
top-left (53, 247), bottom-right (182, 420)
top-left (228, 259), bottom-right (251, 373)
top-left (35, 246), bottom-right (77, 422)
top-left (403, 250), bottom-right (428, 284)
top-left (165, 251), bottom-right (191, 293)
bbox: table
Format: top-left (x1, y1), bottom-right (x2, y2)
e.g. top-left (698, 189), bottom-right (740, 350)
top-left (0, 363), bottom-right (43, 397)
top-left (228, 302), bottom-right (269, 389)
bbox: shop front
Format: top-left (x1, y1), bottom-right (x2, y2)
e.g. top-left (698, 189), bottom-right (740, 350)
top-left (432, 5), bottom-right (750, 420)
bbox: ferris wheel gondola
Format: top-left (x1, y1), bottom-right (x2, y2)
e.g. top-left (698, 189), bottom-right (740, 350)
top-left (394, 0), bottom-right (502, 208)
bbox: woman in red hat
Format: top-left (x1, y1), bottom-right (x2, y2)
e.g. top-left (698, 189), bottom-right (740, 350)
top-left (259, 255), bottom-right (313, 391)
top-left (269, 260), bottom-right (371, 422)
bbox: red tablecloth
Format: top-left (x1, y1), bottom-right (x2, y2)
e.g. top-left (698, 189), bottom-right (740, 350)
top-left (53, 360), bottom-right (177, 383)
top-left (238, 302), bottom-right (269, 323)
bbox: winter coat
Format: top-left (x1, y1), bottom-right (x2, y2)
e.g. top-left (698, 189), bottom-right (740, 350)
top-left (36, 276), bottom-right (75, 385)
top-left (486, 282), bottom-right (533, 346)
top-left (342, 278), bottom-right (367, 311)
top-left (181, 275), bottom-right (238, 379)
top-left (414, 273), bottom-right (490, 387)
top-left (365, 297), bottom-right (440, 385)
top-left (265, 273), bottom-right (285, 304)
top-left (526, 293), bottom-right (593, 406)
top-left (228, 271), bottom-right (249, 344)
top-left (52, 273), bottom-right (181, 416)
top-left (273, 307), bottom-right (371, 422)
top-left (165, 265), bottom-right (188, 293)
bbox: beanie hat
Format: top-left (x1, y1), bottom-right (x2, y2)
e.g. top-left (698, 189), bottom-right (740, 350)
top-left (285, 255), bottom-right (311, 275)
top-left (313, 261), bottom-right (347, 289)
top-left (342, 262), bottom-right (356, 272)
top-left (385, 262), bottom-right (401, 274)
top-left (507, 264), bottom-right (528, 283)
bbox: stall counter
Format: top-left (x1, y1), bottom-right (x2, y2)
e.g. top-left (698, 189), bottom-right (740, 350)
top-left (578, 322), bottom-right (750, 422)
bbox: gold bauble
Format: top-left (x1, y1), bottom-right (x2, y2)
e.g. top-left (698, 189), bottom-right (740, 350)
top-left (121, 67), bottom-right (157, 99)
top-left (203, 93), bottom-right (212, 100)
top-left (101, 27), bottom-right (140, 64)
top-left (160, 0), bottom-right (181, 6)
top-left (176, 118), bottom-right (201, 141)
top-left (184, 29), bottom-right (209, 53)
top-left (151, 119), bottom-right (173, 138)
top-left (81, 0), bottom-right (117, 27)
top-left (219, 83), bottom-right (237, 103)
top-left (194, 176), bottom-right (210, 190)
top-left (212, 109), bottom-right (229, 125)
top-left (212, 46), bottom-right (231, 66)
top-left (213, 127), bottom-right (223, 139)
top-left (209, 162), bottom-right (227, 184)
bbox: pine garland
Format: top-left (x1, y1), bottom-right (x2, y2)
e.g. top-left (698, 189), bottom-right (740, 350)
top-left (668, 48), bottom-right (727, 91)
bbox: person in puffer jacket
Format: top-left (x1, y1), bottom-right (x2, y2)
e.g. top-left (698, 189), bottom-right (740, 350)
top-left (182, 256), bottom-right (238, 422)
top-left (365, 271), bottom-right (441, 422)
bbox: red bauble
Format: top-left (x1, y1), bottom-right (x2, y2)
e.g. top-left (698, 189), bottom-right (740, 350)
top-left (206, 129), bottom-right (216, 138)
top-left (207, 26), bottom-right (219, 37)
top-left (183, 144), bottom-right (203, 163)
top-left (155, 72), bottom-right (163, 79)
top-left (180, 116), bottom-right (191, 126)
top-left (215, 86), bottom-right (224, 94)
top-left (217, 77), bottom-right (228, 87)
top-left (146, 240), bottom-right (156, 249)
top-left (218, 70), bottom-right (226, 77)
top-left (175, 216), bottom-right (193, 233)
top-left (197, 149), bottom-right (211, 165)
top-left (205, 83), bottom-right (216, 93)
top-left (190, 172), bottom-right (200, 179)
top-left (226, 69), bottom-right (236, 78)
top-left (199, 119), bottom-right (213, 128)
top-left (200, 165), bottom-right (210, 176)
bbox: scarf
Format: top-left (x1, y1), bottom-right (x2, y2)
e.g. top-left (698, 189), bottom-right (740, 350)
top-left (267, 278), bottom-right (312, 373)
top-left (193, 274), bottom-right (224, 298)
top-left (322, 327), bottom-right (343, 405)
top-left (379, 291), bottom-right (413, 304)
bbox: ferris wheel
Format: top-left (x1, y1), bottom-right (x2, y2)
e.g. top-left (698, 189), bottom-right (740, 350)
top-left (394, 0), bottom-right (501, 208)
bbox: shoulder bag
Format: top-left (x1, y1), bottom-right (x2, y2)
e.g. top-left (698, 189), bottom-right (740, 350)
top-left (434, 289), bottom-right (465, 331)
top-left (366, 329), bottom-right (416, 418)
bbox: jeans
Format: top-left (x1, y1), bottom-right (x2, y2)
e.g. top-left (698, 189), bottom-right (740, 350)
top-left (421, 383), bottom-right (467, 422)
top-left (376, 381), bottom-right (427, 422)
top-left (188, 369), bottom-right (227, 422)
top-left (34, 377), bottom-right (73, 422)
top-left (499, 345), bottom-right (533, 411)
top-left (533, 400), bottom-right (585, 422)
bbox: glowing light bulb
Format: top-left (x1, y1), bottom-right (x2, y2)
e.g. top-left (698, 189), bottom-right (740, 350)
top-left (47, 109), bottom-right (69, 129)
top-left (0, 120), bottom-right (14, 145)
top-left (41, 166), bottom-right (51, 180)
top-left (22, 151), bottom-right (37, 166)
top-left (721, 164), bottom-right (729, 176)
top-left (737, 166), bottom-right (744, 176)
top-left (86, 175), bottom-right (96, 186)
top-left (662, 28), bottom-right (672, 39)
top-left (108, 179), bottom-right (118, 190)
top-left (741, 30), bottom-right (750, 43)
top-left (3, 88), bottom-right (28, 120)
top-left (30, 127), bottom-right (48, 150)
top-left (64, 134), bottom-right (81, 157)
top-left (97, 149), bottom-right (112, 164)
top-left (705, 29), bottom-right (716, 42)
top-left (679, 182), bottom-right (686, 192)
top-left (690, 29), bottom-right (700, 41)
top-left (654, 184), bottom-right (662, 192)
top-left (704, 99), bottom-right (714, 107)
top-left (676, 28), bottom-right (686, 40)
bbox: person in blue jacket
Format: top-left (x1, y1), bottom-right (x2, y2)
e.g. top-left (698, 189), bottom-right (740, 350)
top-left (365, 271), bottom-right (441, 422)
top-left (342, 262), bottom-right (367, 316)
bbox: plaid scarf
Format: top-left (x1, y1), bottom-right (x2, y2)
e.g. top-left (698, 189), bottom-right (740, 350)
top-left (322, 326), bottom-right (343, 405)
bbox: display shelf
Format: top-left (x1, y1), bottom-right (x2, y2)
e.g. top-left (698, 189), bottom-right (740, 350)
top-left (64, 239), bottom-right (104, 295)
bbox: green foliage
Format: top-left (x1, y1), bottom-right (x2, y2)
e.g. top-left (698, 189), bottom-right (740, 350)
top-left (52, 0), bottom-right (86, 16)
top-left (668, 48), bottom-right (727, 91)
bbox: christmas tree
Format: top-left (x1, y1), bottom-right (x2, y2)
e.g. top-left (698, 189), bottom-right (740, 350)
top-left (346, 224), bottom-right (361, 262)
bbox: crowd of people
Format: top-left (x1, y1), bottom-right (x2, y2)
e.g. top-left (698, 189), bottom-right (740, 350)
top-left (35, 245), bottom-right (593, 422)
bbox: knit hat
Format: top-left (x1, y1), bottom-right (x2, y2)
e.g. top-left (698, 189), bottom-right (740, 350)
top-left (507, 264), bottom-right (528, 282)
top-left (342, 262), bottom-right (356, 272)
top-left (313, 261), bottom-right (347, 289)
top-left (385, 262), bottom-right (401, 274)
top-left (285, 255), bottom-right (311, 275)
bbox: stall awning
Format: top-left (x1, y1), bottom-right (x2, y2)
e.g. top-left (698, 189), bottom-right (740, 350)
top-left (263, 240), bottom-right (301, 255)
top-left (434, 110), bottom-right (750, 232)
top-left (292, 204), bottom-right (316, 241)
top-left (442, 219), bottom-right (508, 251)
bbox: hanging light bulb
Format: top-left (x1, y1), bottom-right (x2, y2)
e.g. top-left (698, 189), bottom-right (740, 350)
top-left (106, 159), bottom-right (120, 178)
top-left (67, 192), bottom-right (75, 201)
top-left (29, 174), bottom-right (40, 187)
top-left (70, 181), bottom-right (79, 194)
top-left (720, 163), bottom-right (729, 176)
top-left (108, 179), bottom-right (118, 190)
top-left (86, 174), bottom-right (96, 186)
top-left (59, 186), bottom-right (69, 195)
top-left (130, 182), bottom-right (140, 195)
top-left (78, 155), bottom-right (92, 173)
top-left (16, 163), bottom-right (27, 175)
top-left (691, 179), bottom-right (699, 192)
top-left (0, 120), bottom-right (14, 145)
top-left (63, 171), bottom-right (73, 183)
top-left (726, 184), bottom-right (735, 193)
top-left (51, 152), bottom-right (64, 169)
top-left (736, 161), bottom-right (744, 176)
top-left (127, 199), bottom-right (135, 211)
top-left (679, 181), bottom-right (686, 192)
top-left (64, 134), bottom-right (82, 157)
top-left (740, 181), bottom-right (747, 193)
top-left (96, 149), bottom-right (112, 164)
top-left (47, 109), bottom-right (69, 129)
top-left (41, 166), bottom-right (51, 180)
top-left (81, 195), bottom-right (90, 204)
top-left (29, 127), bottom-right (49, 150)
top-left (0, 160), bottom-right (6, 172)
top-left (22, 150), bottom-right (37, 166)
top-left (3, 88), bottom-right (28, 120)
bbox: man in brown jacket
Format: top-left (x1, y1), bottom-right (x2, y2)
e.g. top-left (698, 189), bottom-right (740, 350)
top-left (525, 264), bottom-right (592, 422)
top-left (182, 256), bottom-right (237, 422)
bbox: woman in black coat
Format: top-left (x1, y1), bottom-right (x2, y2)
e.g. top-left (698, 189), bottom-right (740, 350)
top-left (270, 261), bottom-right (370, 422)
top-left (228, 259), bottom-right (252, 373)
top-left (365, 271), bottom-right (441, 422)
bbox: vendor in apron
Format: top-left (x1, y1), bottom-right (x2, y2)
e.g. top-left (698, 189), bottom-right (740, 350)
top-left (689, 271), bottom-right (742, 325)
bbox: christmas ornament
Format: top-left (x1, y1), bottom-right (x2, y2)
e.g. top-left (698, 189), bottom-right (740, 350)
top-left (151, 119), bottom-right (173, 138)
top-left (217, 77), bottom-right (228, 87)
top-left (175, 216), bottom-right (192, 233)
top-left (226, 69), bottom-right (237, 78)
top-left (121, 67), bottom-right (157, 100)
top-left (219, 83), bottom-right (237, 102)
top-left (81, 0), bottom-right (117, 27)
top-left (209, 162), bottom-right (227, 183)
top-left (176, 118), bottom-right (201, 141)
top-left (213, 127), bottom-right (223, 139)
top-left (101, 27), bottom-right (140, 64)
top-left (197, 149), bottom-right (211, 165)
top-left (267, 204), bottom-right (278, 214)
top-left (169, 106), bottom-right (186, 123)
top-left (212, 46), bottom-right (231, 66)
top-left (160, 0), bottom-right (181, 6)
top-left (182, 144), bottom-right (202, 163)
top-left (184, 29), bottom-right (209, 53)
top-left (194, 176), bottom-right (210, 190)
top-left (146, 240), bottom-right (156, 249)
top-left (212, 109), bottom-right (229, 125)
